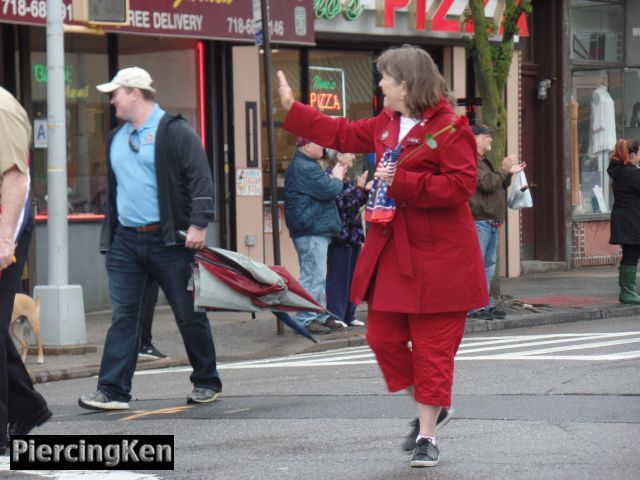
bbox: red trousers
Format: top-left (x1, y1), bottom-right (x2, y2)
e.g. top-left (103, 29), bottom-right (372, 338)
top-left (366, 308), bottom-right (467, 406)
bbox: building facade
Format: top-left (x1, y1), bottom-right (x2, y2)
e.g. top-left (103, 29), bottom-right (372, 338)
top-left (1, 0), bottom-right (526, 310)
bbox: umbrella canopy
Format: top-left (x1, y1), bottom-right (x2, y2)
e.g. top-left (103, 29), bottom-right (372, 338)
top-left (191, 246), bottom-right (325, 314)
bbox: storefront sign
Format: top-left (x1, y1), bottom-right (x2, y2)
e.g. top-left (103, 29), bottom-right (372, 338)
top-left (627, 1), bottom-right (640, 67)
top-left (314, 0), bottom-right (364, 21)
top-left (236, 168), bottom-right (262, 197)
top-left (0, 0), bottom-right (315, 45)
top-left (326, 0), bottom-right (529, 36)
top-left (309, 66), bottom-right (345, 117)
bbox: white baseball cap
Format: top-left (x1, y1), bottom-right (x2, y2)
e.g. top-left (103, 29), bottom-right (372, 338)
top-left (96, 67), bottom-right (156, 93)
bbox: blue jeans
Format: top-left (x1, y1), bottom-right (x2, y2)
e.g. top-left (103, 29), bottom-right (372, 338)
top-left (99, 226), bottom-right (222, 402)
top-left (474, 220), bottom-right (500, 309)
top-left (292, 235), bottom-right (331, 326)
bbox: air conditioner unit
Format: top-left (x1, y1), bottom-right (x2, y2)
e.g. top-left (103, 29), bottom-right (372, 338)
top-left (72, 0), bottom-right (129, 25)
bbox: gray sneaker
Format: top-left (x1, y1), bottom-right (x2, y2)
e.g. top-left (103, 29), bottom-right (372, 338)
top-left (324, 318), bottom-right (346, 330)
top-left (410, 438), bottom-right (440, 467)
top-left (78, 391), bottom-right (130, 411)
top-left (306, 320), bottom-right (331, 334)
top-left (186, 387), bottom-right (221, 404)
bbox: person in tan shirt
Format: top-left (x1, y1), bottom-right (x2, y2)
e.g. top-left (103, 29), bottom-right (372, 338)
top-left (0, 86), bottom-right (51, 456)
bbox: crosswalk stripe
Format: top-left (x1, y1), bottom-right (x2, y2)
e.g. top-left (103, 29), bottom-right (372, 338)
top-left (469, 337), bottom-right (640, 358)
top-left (133, 332), bottom-right (640, 375)
top-left (457, 332), bottom-right (640, 354)
top-left (0, 457), bottom-right (159, 479)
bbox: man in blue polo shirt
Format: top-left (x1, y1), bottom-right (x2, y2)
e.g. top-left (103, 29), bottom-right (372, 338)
top-left (78, 67), bottom-right (222, 410)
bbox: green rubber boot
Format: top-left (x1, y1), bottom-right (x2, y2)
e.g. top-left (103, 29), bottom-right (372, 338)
top-left (619, 264), bottom-right (640, 305)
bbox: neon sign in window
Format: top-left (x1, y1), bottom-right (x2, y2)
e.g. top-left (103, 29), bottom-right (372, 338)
top-left (309, 66), bottom-right (345, 117)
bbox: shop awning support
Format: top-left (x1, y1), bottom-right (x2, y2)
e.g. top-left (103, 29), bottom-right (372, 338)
top-left (258, 0), bottom-right (284, 334)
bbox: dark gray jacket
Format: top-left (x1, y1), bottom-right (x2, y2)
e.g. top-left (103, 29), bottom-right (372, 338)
top-left (100, 112), bottom-right (214, 253)
top-left (284, 151), bottom-right (342, 239)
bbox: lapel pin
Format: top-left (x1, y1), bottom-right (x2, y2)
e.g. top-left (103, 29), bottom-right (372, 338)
top-left (380, 130), bottom-right (389, 141)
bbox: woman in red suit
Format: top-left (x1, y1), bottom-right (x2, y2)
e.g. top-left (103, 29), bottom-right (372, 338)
top-left (277, 45), bottom-right (487, 468)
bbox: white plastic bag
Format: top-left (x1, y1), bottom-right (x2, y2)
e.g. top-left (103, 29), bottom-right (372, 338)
top-left (508, 170), bottom-right (533, 209)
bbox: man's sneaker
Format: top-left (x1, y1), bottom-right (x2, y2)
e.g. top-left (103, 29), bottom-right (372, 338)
top-left (307, 320), bottom-right (331, 334)
top-left (347, 319), bottom-right (365, 327)
top-left (402, 407), bottom-right (454, 451)
top-left (78, 391), bottom-right (129, 411)
top-left (323, 318), bottom-right (346, 330)
top-left (186, 387), bottom-right (221, 404)
top-left (138, 344), bottom-right (168, 359)
top-left (9, 407), bottom-right (52, 436)
top-left (410, 438), bottom-right (440, 467)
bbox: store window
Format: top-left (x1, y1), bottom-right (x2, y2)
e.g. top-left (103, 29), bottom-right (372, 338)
top-left (29, 30), bottom-right (110, 218)
top-left (572, 69), bottom-right (623, 214)
top-left (570, 1), bottom-right (627, 216)
top-left (307, 50), bottom-right (375, 177)
top-left (260, 49), bottom-right (375, 199)
top-left (260, 48), bottom-right (301, 199)
top-left (570, 0), bottom-right (624, 65)
top-left (118, 35), bottom-right (201, 136)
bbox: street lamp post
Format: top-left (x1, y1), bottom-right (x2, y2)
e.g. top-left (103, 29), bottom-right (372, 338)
top-left (34, 0), bottom-right (87, 347)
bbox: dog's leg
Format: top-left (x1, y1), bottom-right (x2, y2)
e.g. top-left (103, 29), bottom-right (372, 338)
top-left (11, 320), bottom-right (29, 362)
top-left (33, 297), bottom-right (44, 364)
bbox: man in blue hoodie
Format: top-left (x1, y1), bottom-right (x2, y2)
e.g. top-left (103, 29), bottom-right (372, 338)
top-left (284, 138), bottom-right (345, 333)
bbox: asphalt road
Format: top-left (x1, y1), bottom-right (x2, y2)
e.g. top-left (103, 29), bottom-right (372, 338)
top-left (2, 316), bottom-right (639, 480)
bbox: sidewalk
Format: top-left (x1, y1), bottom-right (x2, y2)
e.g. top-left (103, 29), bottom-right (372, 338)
top-left (20, 265), bottom-right (640, 385)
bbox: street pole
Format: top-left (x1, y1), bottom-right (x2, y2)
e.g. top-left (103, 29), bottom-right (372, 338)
top-left (34, 0), bottom-right (87, 347)
top-left (260, 0), bottom-right (284, 334)
top-left (46, 0), bottom-right (68, 286)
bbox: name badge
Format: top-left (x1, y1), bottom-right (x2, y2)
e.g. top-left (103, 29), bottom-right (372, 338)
top-left (143, 132), bottom-right (155, 145)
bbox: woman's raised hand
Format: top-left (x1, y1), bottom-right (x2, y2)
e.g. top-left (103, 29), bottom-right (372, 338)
top-left (277, 70), bottom-right (295, 111)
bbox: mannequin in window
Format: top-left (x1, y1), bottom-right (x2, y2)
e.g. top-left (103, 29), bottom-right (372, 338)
top-left (588, 85), bottom-right (616, 155)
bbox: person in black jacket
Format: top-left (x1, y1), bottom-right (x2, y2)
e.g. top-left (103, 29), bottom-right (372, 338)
top-left (78, 67), bottom-right (222, 411)
top-left (608, 139), bottom-right (640, 304)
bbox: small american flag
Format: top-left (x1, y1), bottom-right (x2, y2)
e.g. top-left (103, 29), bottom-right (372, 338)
top-left (365, 144), bottom-right (404, 224)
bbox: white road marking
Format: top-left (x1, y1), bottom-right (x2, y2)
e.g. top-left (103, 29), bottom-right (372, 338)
top-left (0, 457), bottom-right (160, 479)
top-left (132, 332), bottom-right (640, 374)
top-left (457, 332), bottom-right (640, 354)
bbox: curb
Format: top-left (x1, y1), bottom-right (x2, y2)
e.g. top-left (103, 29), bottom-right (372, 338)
top-left (30, 358), bottom-right (190, 385)
top-left (28, 304), bottom-right (640, 384)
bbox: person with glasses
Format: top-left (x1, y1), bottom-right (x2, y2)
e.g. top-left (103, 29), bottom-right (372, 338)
top-left (78, 67), bottom-right (222, 411)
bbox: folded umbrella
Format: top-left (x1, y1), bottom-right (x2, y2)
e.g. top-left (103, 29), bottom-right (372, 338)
top-left (179, 232), bottom-right (320, 342)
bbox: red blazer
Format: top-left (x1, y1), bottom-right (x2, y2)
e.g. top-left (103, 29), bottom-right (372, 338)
top-left (283, 99), bottom-right (488, 314)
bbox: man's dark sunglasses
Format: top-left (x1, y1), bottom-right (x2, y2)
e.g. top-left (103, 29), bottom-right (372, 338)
top-left (129, 129), bottom-right (140, 153)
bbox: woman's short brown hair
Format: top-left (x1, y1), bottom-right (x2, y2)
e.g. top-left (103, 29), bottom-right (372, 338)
top-left (376, 45), bottom-right (452, 118)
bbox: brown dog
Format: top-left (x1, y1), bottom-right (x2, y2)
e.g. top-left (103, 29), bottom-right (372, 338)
top-left (10, 294), bottom-right (44, 364)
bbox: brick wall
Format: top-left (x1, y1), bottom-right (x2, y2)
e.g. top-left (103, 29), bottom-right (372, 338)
top-left (572, 220), bottom-right (621, 266)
